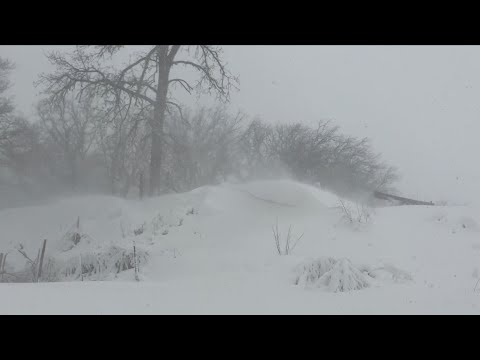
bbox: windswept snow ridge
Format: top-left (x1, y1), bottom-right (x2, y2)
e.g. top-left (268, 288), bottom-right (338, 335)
top-left (1, 179), bottom-right (480, 314)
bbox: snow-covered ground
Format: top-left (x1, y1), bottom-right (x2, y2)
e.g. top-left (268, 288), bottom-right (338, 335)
top-left (1, 179), bottom-right (480, 314)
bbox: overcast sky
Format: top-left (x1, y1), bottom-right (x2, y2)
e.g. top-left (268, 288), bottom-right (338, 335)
top-left (1, 45), bottom-right (479, 203)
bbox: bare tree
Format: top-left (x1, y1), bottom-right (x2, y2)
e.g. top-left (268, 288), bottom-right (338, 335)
top-left (269, 121), bottom-right (339, 181)
top-left (0, 58), bottom-right (14, 120)
top-left (0, 59), bottom-right (47, 184)
top-left (0, 58), bottom-right (15, 144)
top-left (37, 94), bottom-right (100, 190)
top-left (238, 119), bottom-right (275, 180)
top-left (97, 105), bottom-right (150, 196)
top-left (0, 117), bottom-right (42, 174)
top-left (163, 106), bottom-right (244, 191)
top-left (236, 118), bottom-right (399, 197)
top-left (38, 45), bottom-right (238, 196)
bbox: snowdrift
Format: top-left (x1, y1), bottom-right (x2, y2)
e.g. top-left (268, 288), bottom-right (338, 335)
top-left (1, 179), bottom-right (480, 314)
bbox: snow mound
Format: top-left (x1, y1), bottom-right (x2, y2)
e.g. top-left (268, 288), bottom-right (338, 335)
top-left (368, 263), bottom-right (413, 283)
top-left (430, 210), bottom-right (480, 233)
top-left (457, 216), bottom-right (479, 231)
top-left (232, 180), bottom-right (338, 209)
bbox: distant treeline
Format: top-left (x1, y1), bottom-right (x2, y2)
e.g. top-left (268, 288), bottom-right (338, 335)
top-left (1, 54), bottom-right (398, 206)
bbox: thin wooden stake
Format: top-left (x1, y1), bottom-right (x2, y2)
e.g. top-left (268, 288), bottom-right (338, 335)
top-left (79, 255), bottom-right (83, 281)
top-left (34, 247), bottom-right (41, 282)
top-left (1, 253), bottom-right (7, 273)
top-left (133, 243), bottom-right (139, 281)
top-left (0, 253), bottom-right (4, 281)
top-left (37, 239), bottom-right (47, 282)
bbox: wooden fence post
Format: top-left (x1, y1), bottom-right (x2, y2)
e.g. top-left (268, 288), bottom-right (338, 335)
top-left (1, 253), bottom-right (7, 273)
top-left (0, 253), bottom-right (3, 282)
top-left (37, 239), bottom-right (47, 282)
top-left (133, 243), bottom-right (139, 281)
top-left (0, 253), bottom-right (4, 279)
top-left (79, 255), bottom-right (83, 281)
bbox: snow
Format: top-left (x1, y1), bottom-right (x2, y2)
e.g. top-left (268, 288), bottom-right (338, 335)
top-left (1, 179), bottom-right (480, 314)
top-left (294, 257), bottom-right (373, 292)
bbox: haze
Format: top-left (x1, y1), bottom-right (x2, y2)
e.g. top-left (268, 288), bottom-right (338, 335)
top-left (2, 45), bottom-right (478, 203)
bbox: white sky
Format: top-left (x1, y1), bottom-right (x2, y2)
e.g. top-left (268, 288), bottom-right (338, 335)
top-left (1, 45), bottom-right (479, 203)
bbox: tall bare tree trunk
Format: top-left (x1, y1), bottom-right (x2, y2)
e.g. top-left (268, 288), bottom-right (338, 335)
top-left (149, 127), bottom-right (162, 196)
top-left (149, 46), bottom-right (169, 196)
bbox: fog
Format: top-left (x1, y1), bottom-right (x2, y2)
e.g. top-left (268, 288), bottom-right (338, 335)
top-left (2, 45), bottom-right (480, 204)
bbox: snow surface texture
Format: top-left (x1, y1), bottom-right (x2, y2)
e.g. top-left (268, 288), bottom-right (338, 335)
top-left (1, 179), bottom-right (480, 314)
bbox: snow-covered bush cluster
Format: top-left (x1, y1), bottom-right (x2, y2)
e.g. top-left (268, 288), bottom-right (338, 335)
top-left (59, 217), bottom-right (94, 252)
top-left (294, 257), bottom-right (412, 292)
top-left (0, 203), bottom-right (200, 284)
top-left (294, 257), bottom-right (371, 292)
top-left (60, 246), bottom-right (149, 281)
top-left (0, 245), bottom-right (149, 283)
top-left (294, 257), bottom-right (338, 286)
top-left (135, 206), bottom-right (195, 240)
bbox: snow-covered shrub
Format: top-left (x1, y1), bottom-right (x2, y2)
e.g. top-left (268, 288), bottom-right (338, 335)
top-left (14, 243), bottom-right (43, 282)
top-left (272, 218), bottom-right (304, 255)
top-left (39, 257), bottom-right (63, 282)
top-left (317, 259), bottom-right (371, 292)
top-left (59, 217), bottom-right (93, 252)
top-left (150, 215), bottom-right (166, 236)
top-left (294, 257), bottom-right (337, 286)
top-left (130, 208), bottom-right (188, 241)
top-left (150, 212), bottom-right (179, 235)
top-left (294, 257), bottom-right (372, 292)
top-left (0, 248), bottom-right (39, 283)
top-left (337, 198), bottom-right (372, 228)
top-left (0, 255), bottom-right (59, 283)
top-left (1, 245), bottom-right (148, 283)
top-left (61, 246), bottom-right (149, 281)
top-left (16, 256), bottom-right (65, 283)
top-left (134, 223), bottom-right (145, 236)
